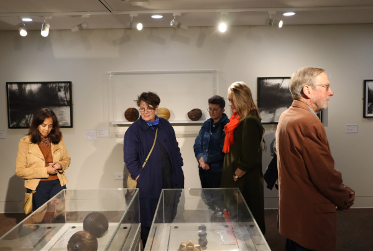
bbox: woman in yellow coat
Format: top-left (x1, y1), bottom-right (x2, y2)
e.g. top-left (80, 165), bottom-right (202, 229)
top-left (16, 108), bottom-right (71, 212)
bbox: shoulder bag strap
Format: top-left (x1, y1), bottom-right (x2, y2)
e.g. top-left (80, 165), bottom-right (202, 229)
top-left (142, 127), bottom-right (158, 168)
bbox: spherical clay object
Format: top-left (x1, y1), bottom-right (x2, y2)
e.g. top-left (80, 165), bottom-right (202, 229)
top-left (157, 107), bottom-right (171, 120)
top-left (124, 108), bottom-right (139, 122)
top-left (188, 109), bottom-right (202, 121)
top-left (67, 231), bottom-right (98, 251)
top-left (83, 212), bottom-right (109, 238)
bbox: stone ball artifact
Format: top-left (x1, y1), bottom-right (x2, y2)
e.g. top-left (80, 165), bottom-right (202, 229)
top-left (188, 109), bottom-right (202, 121)
top-left (124, 108), bottom-right (139, 122)
top-left (67, 231), bottom-right (98, 251)
top-left (157, 107), bottom-right (171, 120)
top-left (83, 212), bottom-right (109, 238)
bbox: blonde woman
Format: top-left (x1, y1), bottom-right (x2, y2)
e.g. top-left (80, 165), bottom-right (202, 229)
top-left (221, 82), bottom-right (266, 234)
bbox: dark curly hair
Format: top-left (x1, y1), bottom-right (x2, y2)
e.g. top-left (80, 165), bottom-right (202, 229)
top-left (208, 95), bottom-right (225, 109)
top-left (28, 108), bottom-right (62, 144)
top-left (135, 92), bottom-right (160, 109)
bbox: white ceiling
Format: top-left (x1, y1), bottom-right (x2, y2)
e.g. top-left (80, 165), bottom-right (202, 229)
top-left (1, 0), bottom-right (373, 31)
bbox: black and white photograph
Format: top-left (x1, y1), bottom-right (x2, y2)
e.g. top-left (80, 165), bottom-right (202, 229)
top-left (6, 81), bottom-right (73, 128)
top-left (364, 80), bottom-right (373, 118)
top-left (257, 77), bottom-right (292, 124)
top-left (257, 77), bottom-right (321, 124)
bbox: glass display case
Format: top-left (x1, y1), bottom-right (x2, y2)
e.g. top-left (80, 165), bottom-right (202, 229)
top-left (145, 188), bottom-right (270, 251)
top-left (102, 70), bottom-right (221, 138)
top-left (0, 188), bottom-right (140, 251)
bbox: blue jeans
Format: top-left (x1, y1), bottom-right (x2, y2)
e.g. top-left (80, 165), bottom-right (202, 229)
top-left (27, 180), bottom-right (66, 211)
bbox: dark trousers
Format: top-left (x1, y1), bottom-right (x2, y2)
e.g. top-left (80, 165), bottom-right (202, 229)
top-left (27, 180), bottom-right (66, 211)
top-left (286, 239), bottom-right (315, 251)
top-left (141, 226), bottom-right (151, 247)
top-left (199, 169), bottom-right (222, 188)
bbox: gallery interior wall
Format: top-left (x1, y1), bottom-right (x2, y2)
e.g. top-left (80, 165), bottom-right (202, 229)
top-left (0, 24), bottom-right (373, 213)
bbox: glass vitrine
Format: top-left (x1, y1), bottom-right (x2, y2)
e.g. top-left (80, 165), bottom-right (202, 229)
top-left (145, 188), bottom-right (270, 251)
top-left (0, 188), bottom-right (140, 251)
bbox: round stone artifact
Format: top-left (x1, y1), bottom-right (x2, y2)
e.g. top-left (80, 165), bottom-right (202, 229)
top-left (157, 107), bottom-right (171, 120)
top-left (124, 108), bottom-right (139, 122)
top-left (67, 231), bottom-right (98, 251)
top-left (188, 109), bottom-right (202, 121)
top-left (83, 212), bottom-right (109, 238)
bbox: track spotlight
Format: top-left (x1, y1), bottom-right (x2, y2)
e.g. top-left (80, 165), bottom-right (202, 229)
top-left (41, 21), bottom-right (50, 37)
top-left (170, 18), bottom-right (187, 31)
top-left (219, 22), bottom-right (227, 32)
top-left (218, 13), bottom-right (229, 33)
top-left (71, 22), bottom-right (88, 32)
top-left (136, 23), bottom-right (143, 30)
top-left (19, 23), bottom-right (27, 37)
top-left (130, 14), bottom-right (143, 30)
top-left (265, 18), bottom-right (283, 28)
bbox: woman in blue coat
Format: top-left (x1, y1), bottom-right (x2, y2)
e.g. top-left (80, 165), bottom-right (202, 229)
top-left (123, 92), bottom-right (184, 246)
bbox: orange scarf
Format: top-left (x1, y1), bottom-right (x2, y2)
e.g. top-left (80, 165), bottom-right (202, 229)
top-left (223, 113), bottom-right (240, 153)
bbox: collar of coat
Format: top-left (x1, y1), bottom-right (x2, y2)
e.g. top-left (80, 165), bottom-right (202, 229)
top-left (138, 116), bottom-right (164, 131)
top-left (24, 135), bottom-right (62, 159)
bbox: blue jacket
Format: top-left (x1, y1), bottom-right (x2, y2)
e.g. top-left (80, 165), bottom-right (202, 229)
top-left (123, 116), bottom-right (184, 227)
top-left (193, 113), bottom-right (229, 172)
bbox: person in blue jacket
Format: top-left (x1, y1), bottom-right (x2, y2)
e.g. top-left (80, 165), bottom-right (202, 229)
top-left (193, 95), bottom-right (229, 188)
top-left (123, 92), bottom-right (184, 246)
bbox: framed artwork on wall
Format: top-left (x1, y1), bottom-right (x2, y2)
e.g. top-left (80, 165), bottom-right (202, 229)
top-left (364, 80), bottom-right (373, 118)
top-left (257, 77), bottom-right (321, 124)
top-left (6, 81), bottom-right (73, 128)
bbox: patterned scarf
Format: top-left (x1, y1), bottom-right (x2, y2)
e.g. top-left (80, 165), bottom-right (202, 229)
top-left (40, 137), bottom-right (51, 147)
top-left (222, 113), bottom-right (240, 153)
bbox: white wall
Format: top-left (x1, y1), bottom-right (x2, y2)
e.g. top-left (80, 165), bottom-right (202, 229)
top-left (1, 24), bottom-right (373, 212)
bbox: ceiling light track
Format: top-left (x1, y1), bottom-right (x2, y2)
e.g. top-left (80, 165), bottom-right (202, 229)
top-left (3, 5), bottom-right (373, 18)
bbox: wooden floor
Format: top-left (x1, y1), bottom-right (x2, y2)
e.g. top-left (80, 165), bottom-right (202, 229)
top-left (1, 209), bottom-right (373, 250)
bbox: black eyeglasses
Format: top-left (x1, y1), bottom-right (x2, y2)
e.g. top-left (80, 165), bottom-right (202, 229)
top-left (207, 108), bottom-right (223, 113)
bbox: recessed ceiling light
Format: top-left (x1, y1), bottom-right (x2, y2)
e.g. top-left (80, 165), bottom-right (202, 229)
top-left (22, 17), bottom-right (33, 22)
top-left (283, 12), bottom-right (295, 16)
top-left (151, 15), bottom-right (163, 19)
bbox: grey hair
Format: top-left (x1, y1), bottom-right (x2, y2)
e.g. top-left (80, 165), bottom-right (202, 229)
top-left (289, 67), bottom-right (325, 100)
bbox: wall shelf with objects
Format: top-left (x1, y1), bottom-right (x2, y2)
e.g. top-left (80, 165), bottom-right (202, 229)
top-left (103, 70), bottom-right (219, 138)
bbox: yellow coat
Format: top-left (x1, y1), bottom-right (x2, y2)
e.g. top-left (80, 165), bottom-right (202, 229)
top-left (15, 135), bottom-right (71, 190)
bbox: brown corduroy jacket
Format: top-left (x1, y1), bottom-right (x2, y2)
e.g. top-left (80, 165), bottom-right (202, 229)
top-left (276, 100), bottom-right (350, 251)
top-left (16, 135), bottom-right (71, 190)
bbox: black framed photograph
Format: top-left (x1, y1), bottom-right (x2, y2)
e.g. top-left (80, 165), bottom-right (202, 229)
top-left (257, 77), bottom-right (321, 124)
top-left (6, 81), bottom-right (73, 128)
top-left (364, 80), bottom-right (373, 118)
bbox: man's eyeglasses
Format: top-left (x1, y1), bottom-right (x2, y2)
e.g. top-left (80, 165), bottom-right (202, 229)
top-left (316, 84), bottom-right (330, 91)
top-left (207, 108), bottom-right (223, 113)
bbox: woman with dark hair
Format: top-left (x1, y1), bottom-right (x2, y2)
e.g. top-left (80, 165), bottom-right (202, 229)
top-left (123, 92), bottom-right (184, 246)
top-left (221, 82), bottom-right (266, 234)
top-left (16, 108), bottom-right (71, 212)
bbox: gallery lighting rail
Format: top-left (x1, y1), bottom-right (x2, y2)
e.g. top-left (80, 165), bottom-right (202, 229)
top-left (2, 5), bottom-right (373, 18)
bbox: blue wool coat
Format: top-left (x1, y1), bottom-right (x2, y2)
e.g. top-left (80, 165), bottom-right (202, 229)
top-left (123, 117), bottom-right (184, 227)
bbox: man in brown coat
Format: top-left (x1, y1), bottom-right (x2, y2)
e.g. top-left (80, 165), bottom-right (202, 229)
top-left (276, 67), bottom-right (355, 251)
